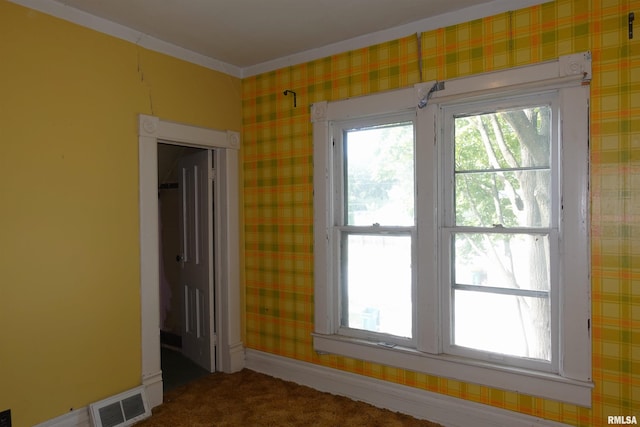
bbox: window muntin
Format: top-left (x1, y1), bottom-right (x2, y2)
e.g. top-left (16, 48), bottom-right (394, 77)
top-left (335, 116), bottom-right (416, 343)
top-left (443, 95), bottom-right (558, 369)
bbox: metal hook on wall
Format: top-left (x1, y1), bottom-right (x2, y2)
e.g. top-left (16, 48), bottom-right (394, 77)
top-left (283, 90), bottom-right (297, 108)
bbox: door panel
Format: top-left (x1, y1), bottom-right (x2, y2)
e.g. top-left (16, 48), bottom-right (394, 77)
top-left (178, 149), bottom-right (215, 372)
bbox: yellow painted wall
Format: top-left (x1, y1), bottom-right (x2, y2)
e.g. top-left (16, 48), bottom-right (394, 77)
top-left (0, 1), bottom-right (241, 425)
top-left (242, 0), bottom-right (639, 426)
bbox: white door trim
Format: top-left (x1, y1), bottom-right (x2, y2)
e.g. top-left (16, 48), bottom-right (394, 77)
top-left (138, 114), bottom-right (244, 409)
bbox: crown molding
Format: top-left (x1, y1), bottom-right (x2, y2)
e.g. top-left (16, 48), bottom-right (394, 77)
top-left (9, 0), bottom-right (547, 79)
top-left (240, 0), bottom-right (548, 77)
top-left (7, 0), bottom-right (243, 78)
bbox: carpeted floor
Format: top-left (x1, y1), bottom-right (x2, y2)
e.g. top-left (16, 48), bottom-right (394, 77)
top-left (136, 369), bottom-right (444, 426)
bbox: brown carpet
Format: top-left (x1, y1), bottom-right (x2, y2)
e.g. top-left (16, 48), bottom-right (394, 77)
top-left (136, 369), bottom-right (444, 426)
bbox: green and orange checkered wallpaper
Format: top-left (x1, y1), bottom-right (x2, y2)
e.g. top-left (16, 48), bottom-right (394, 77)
top-left (241, 0), bottom-right (639, 425)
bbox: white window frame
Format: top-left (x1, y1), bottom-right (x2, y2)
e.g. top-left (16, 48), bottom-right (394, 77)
top-left (440, 91), bottom-right (561, 374)
top-left (331, 113), bottom-right (418, 347)
top-left (312, 52), bottom-right (593, 407)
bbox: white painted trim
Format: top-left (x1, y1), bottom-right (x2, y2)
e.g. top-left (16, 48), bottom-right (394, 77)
top-left (245, 350), bottom-right (573, 427)
top-left (558, 85), bottom-right (591, 382)
top-left (213, 147), bottom-right (245, 373)
top-left (142, 370), bottom-right (163, 412)
top-left (325, 87), bottom-right (415, 120)
top-left (312, 333), bottom-right (592, 406)
top-left (10, 0), bottom-right (548, 78)
top-left (320, 54), bottom-right (591, 121)
top-left (416, 52), bottom-right (591, 106)
top-left (33, 408), bottom-right (90, 427)
top-left (228, 342), bottom-right (247, 373)
top-left (311, 102), bottom-right (332, 336)
top-left (138, 118), bottom-right (162, 408)
top-left (138, 114), bottom-right (244, 409)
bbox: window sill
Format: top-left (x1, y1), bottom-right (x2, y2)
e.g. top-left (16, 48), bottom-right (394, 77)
top-left (312, 333), bottom-right (593, 407)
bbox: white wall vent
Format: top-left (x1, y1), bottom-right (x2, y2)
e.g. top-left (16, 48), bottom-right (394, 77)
top-left (89, 386), bottom-right (151, 427)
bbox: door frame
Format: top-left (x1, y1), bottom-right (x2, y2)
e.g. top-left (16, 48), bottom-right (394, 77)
top-left (138, 114), bottom-right (244, 409)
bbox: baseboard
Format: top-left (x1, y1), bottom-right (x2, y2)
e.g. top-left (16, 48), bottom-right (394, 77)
top-left (228, 341), bottom-right (246, 372)
top-left (143, 369), bottom-right (164, 409)
top-left (36, 350), bottom-right (570, 427)
top-left (33, 407), bottom-right (90, 427)
top-left (245, 349), bottom-right (572, 427)
top-left (33, 380), bottom-right (159, 427)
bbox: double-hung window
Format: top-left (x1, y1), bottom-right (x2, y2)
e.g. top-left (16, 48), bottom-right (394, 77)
top-left (441, 93), bottom-right (559, 372)
top-left (312, 52), bottom-right (593, 406)
top-left (333, 114), bottom-right (416, 346)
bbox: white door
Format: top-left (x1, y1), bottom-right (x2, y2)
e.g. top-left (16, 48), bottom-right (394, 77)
top-left (178, 149), bottom-right (215, 372)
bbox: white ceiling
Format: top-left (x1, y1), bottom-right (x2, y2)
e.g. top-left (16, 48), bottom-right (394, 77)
top-left (10, 0), bottom-right (546, 77)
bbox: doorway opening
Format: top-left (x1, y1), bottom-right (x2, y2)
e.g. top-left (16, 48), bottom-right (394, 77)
top-left (138, 114), bottom-right (244, 409)
top-left (158, 143), bottom-right (211, 391)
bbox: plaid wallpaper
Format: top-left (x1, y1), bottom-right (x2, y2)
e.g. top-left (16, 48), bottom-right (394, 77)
top-left (242, 0), bottom-right (639, 425)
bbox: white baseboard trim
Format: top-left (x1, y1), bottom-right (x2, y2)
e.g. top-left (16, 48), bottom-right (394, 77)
top-left (143, 369), bottom-right (164, 409)
top-left (245, 349), bottom-right (572, 427)
top-left (33, 407), bottom-right (90, 427)
top-left (35, 371), bottom-right (162, 427)
top-left (228, 341), bottom-right (246, 373)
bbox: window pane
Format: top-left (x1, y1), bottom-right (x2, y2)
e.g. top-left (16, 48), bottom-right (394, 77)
top-left (453, 290), bottom-right (551, 361)
top-left (454, 233), bottom-right (550, 291)
top-left (345, 122), bottom-right (414, 226)
top-left (454, 106), bottom-right (551, 228)
top-left (342, 234), bottom-right (412, 338)
top-left (455, 170), bottom-right (551, 227)
top-left (454, 106), bottom-right (551, 171)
